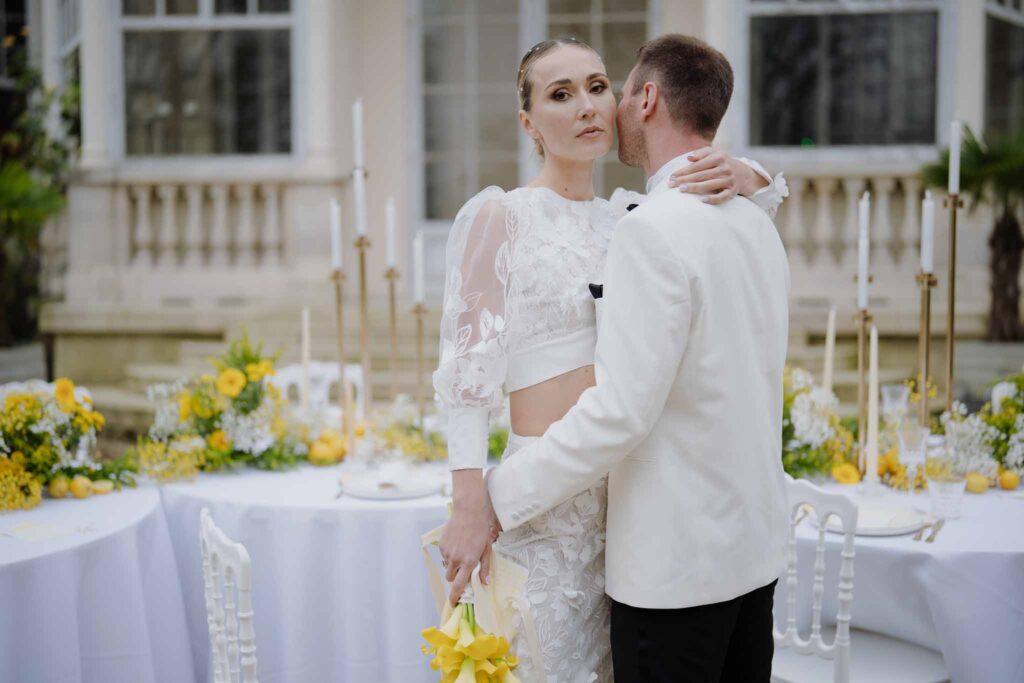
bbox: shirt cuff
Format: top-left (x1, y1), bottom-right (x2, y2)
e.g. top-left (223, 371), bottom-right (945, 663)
top-left (446, 406), bottom-right (490, 470)
top-left (737, 157), bottom-right (788, 220)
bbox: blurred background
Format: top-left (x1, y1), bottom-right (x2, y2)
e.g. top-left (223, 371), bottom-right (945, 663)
top-left (1, 0), bottom-right (1022, 448)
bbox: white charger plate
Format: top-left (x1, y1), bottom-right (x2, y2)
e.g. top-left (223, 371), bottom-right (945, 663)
top-left (816, 504), bottom-right (932, 537)
top-left (337, 471), bottom-right (444, 500)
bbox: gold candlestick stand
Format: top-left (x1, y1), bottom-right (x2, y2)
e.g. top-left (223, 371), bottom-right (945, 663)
top-left (384, 267), bottom-right (400, 401)
top-left (916, 271), bottom-right (937, 427)
top-left (855, 307), bottom-right (873, 475)
top-left (355, 235), bottom-right (372, 410)
top-left (412, 302), bottom-right (428, 426)
top-left (331, 268), bottom-right (354, 442)
top-left (944, 194), bottom-right (963, 412)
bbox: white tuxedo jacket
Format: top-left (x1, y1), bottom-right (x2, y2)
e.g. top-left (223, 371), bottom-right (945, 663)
top-left (488, 156), bottom-right (792, 609)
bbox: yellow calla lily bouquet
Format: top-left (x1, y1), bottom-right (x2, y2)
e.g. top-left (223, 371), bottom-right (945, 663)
top-left (421, 601), bottom-right (521, 683)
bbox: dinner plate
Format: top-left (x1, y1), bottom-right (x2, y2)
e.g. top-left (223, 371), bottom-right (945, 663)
top-left (815, 504), bottom-right (932, 536)
top-left (337, 470), bottom-right (444, 500)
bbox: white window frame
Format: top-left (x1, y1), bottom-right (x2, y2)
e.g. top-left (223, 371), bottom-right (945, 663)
top-left (733, 0), bottom-right (954, 167)
top-left (112, 0), bottom-right (301, 167)
top-left (407, 0), bottom-right (659, 300)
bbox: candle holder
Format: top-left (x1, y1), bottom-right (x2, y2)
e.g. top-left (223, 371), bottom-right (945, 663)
top-left (943, 194), bottom-right (964, 412)
top-left (855, 307), bottom-right (873, 476)
top-left (355, 234), bottom-right (372, 410)
top-left (916, 271), bottom-right (938, 427)
top-left (384, 267), bottom-right (400, 401)
top-left (411, 302), bottom-right (429, 427)
top-left (330, 268), bottom-right (353, 439)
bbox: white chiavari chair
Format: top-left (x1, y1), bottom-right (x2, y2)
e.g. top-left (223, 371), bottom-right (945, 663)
top-left (772, 477), bottom-right (949, 683)
top-left (200, 508), bottom-right (258, 683)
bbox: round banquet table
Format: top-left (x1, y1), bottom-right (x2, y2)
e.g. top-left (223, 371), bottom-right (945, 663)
top-left (0, 487), bottom-right (195, 683)
top-left (159, 464), bottom-right (450, 683)
top-left (778, 483), bottom-right (1024, 682)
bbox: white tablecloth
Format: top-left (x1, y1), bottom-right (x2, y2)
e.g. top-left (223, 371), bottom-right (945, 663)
top-left (779, 485), bottom-right (1024, 682)
top-left (0, 488), bottom-right (195, 683)
top-left (159, 464), bottom-right (450, 683)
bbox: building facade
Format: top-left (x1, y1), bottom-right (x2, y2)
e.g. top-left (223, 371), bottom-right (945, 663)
top-left (26, 0), bottom-right (1024, 401)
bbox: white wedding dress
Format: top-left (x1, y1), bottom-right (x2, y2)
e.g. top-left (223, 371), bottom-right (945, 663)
top-left (432, 164), bottom-right (786, 683)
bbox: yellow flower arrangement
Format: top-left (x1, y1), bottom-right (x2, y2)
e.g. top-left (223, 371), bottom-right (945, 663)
top-left (0, 458), bottom-right (42, 511)
top-left (207, 430), bottom-right (231, 452)
top-left (134, 438), bottom-right (205, 483)
top-left (216, 368), bottom-right (247, 398)
top-left (54, 378), bottom-right (77, 412)
top-left (245, 359), bottom-right (275, 382)
top-left (421, 602), bottom-right (521, 683)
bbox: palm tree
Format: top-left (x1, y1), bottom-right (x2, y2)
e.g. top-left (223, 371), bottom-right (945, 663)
top-left (923, 129), bottom-right (1024, 342)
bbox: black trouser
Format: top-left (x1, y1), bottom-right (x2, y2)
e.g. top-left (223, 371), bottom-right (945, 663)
top-left (610, 579), bottom-right (777, 683)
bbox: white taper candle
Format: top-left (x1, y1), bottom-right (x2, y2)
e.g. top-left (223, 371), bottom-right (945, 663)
top-left (823, 307), bottom-right (836, 395)
top-left (921, 190), bottom-right (935, 274)
top-left (866, 325), bottom-right (880, 483)
top-left (385, 196), bottom-right (397, 268)
top-left (329, 198), bottom-right (343, 270)
top-left (413, 231), bottom-right (425, 304)
top-left (948, 120), bottom-right (961, 196)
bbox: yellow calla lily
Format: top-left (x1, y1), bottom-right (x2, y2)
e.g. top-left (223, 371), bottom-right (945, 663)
top-left (456, 613), bottom-right (476, 649)
top-left (474, 658), bottom-right (498, 675)
top-left (459, 633), bottom-right (501, 660)
top-left (440, 604), bottom-right (464, 639)
top-left (454, 658), bottom-right (477, 683)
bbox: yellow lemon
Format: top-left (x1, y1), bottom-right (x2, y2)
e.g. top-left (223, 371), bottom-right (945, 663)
top-left (91, 480), bottom-right (114, 495)
top-left (309, 440), bottom-right (337, 466)
top-left (965, 472), bottom-right (989, 494)
top-left (832, 462), bottom-right (861, 485)
top-left (999, 470), bottom-right (1020, 491)
top-left (48, 475), bottom-right (70, 499)
top-left (69, 475), bottom-right (92, 499)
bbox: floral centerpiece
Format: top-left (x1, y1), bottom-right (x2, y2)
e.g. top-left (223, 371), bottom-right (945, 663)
top-left (980, 371), bottom-right (1024, 483)
top-left (0, 379), bottom-right (136, 510)
top-left (781, 367), bottom-right (856, 482)
top-left (131, 333), bottom-right (307, 481)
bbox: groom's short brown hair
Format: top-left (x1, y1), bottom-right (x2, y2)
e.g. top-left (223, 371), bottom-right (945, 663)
top-left (632, 34), bottom-right (733, 139)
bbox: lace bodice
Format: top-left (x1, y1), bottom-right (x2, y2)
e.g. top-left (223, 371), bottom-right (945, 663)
top-left (434, 162), bottom-right (787, 470)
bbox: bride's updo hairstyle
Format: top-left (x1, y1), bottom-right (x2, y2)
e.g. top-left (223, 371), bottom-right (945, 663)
top-left (517, 37), bottom-right (600, 158)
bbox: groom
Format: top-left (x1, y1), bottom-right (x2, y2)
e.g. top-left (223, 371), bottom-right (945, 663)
top-left (445, 34), bottom-right (791, 681)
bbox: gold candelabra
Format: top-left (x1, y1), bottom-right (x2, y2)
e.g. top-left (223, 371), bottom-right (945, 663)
top-left (330, 268), bottom-right (354, 442)
top-left (384, 267), bottom-right (400, 401)
top-left (916, 271), bottom-right (937, 427)
top-left (944, 194), bottom-right (964, 412)
top-left (855, 307), bottom-right (873, 475)
top-left (412, 302), bottom-right (428, 426)
top-left (355, 234), bottom-right (372, 409)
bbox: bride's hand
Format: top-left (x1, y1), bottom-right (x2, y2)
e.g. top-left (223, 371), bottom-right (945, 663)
top-left (668, 147), bottom-right (769, 204)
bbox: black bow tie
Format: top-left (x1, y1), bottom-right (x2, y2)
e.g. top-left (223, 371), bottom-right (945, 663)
top-left (627, 203), bottom-right (639, 212)
top-left (589, 283), bottom-right (603, 300)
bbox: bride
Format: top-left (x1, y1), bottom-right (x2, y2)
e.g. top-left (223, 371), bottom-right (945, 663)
top-left (433, 37), bottom-right (786, 682)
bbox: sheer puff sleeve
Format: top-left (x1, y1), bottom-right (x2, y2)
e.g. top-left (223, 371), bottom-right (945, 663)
top-left (431, 187), bottom-right (512, 470)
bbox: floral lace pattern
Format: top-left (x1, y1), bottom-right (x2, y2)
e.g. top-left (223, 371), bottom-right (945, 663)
top-left (496, 434), bottom-right (612, 683)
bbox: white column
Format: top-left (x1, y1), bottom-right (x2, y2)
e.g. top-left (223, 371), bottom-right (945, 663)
top-left (158, 184), bottom-right (178, 268)
top-left (302, 0), bottom-right (337, 172)
top-left (131, 185), bottom-right (153, 267)
top-left (235, 184), bottom-right (256, 267)
top-left (813, 178), bottom-right (837, 265)
top-left (79, 0), bottom-right (114, 169)
top-left (184, 185), bottom-right (204, 268)
top-left (38, 0), bottom-right (63, 139)
top-left (261, 184), bottom-right (283, 266)
top-left (950, 0), bottom-right (986, 136)
top-left (210, 184), bottom-right (230, 267)
top-left (901, 177), bottom-right (922, 267)
top-left (873, 178), bottom-right (896, 269)
top-left (843, 178), bottom-right (867, 266)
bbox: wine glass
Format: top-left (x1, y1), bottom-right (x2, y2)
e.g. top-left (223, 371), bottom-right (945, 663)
top-left (897, 419), bottom-right (929, 501)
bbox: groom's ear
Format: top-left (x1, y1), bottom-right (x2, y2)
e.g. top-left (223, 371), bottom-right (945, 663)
top-left (640, 81), bottom-right (658, 122)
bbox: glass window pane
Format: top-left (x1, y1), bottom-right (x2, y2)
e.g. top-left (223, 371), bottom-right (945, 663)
top-left (166, 0), bottom-right (198, 14)
top-left (987, 16), bottom-right (1024, 139)
top-left (425, 160), bottom-right (468, 219)
top-left (750, 12), bottom-right (937, 146)
top-left (479, 161), bottom-right (518, 193)
top-left (549, 0), bottom-right (593, 15)
top-left (602, 0), bottom-right (646, 12)
top-left (215, 0), bottom-right (247, 14)
top-left (124, 30), bottom-right (291, 155)
top-left (479, 18), bottom-right (519, 83)
top-left (602, 21), bottom-right (645, 81)
top-left (123, 0), bottom-right (155, 15)
top-left (424, 93), bottom-right (467, 155)
top-left (423, 0), bottom-right (465, 16)
top-left (423, 22), bottom-right (465, 84)
top-left (258, 0), bottom-right (290, 12)
top-left (548, 22), bottom-right (591, 44)
top-left (478, 91), bottom-right (519, 155)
